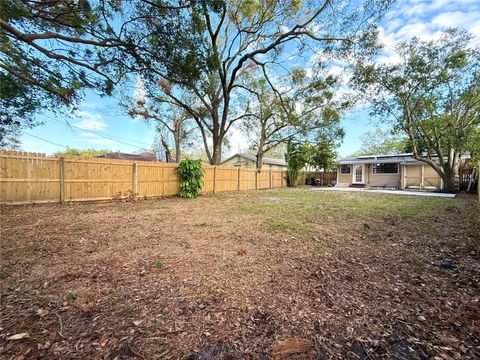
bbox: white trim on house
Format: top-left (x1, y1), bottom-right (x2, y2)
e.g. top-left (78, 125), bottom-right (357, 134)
top-left (352, 164), bottom-right (365, 184)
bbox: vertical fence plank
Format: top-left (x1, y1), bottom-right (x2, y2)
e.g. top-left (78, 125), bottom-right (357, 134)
top-left (237, 168), bottom-right (241, 191)
top-left (213, 166), bottom-right (217, 193)
top-left (132, 162), bottom-right (138, 195)
top-left (59, 157), bottom-right (65, 203)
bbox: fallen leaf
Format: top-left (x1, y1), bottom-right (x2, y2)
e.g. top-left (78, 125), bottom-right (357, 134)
top-left (7, 333), bottom-right (30, 340)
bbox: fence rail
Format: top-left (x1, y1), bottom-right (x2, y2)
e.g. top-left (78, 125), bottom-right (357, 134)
top-left (301, 171), bottom-right (337, 186)
top-left (0, 151), bottom-right (287, 205)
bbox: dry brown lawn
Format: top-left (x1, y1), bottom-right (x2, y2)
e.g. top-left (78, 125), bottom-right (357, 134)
top-left (1, 188), bottom-right (479, 359)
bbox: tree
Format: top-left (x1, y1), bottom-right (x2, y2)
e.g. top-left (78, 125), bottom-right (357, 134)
top-left (126, 0), bottom-right (391, 164)
top-left (309, 127), bottom-right (345, 172)
top-left (285, 141), bottom-right (314, 186)
top-left (354, 29), bottom-right (480, 192)
top-left (53, 148), bottom-right (110, 158)
top-left (0, 121), bottom-right (21, 149)
top-left (353, 128), bottom-right (409, 156)
top-left (465, 127), bottom-right (480, 163)
top-left (125, 94), bottom-right (196, 163)
top-left (0, 0), bottom-right (129, 142)
top-left (241, 67), bottom-right (344, 170)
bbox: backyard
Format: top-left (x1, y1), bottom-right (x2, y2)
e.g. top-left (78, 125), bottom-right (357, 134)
top-left (1, 189), bottom-right (479, 359)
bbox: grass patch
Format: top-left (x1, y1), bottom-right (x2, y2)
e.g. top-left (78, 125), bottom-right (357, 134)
top-left (271, 189), bottom-right (456, 219)
top-left (72, 223), bottom-right (92, 234)
top-left (106, 289), bottom-right (118, 299)
top-left (267, 219), bottom-right (309, 234)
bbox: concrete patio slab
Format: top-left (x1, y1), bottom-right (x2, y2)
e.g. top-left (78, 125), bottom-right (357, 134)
top-left (312, 186), bottom-right (456, 198)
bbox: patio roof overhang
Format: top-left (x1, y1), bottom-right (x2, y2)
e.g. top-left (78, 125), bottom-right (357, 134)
top-left (338, 158), bottom-right (430, 165)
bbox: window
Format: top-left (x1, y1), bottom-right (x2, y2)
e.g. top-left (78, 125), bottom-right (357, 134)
top-left (373, 163), bottom-right (398, 174)
top-left (340, 165), bottom-right (351, 174)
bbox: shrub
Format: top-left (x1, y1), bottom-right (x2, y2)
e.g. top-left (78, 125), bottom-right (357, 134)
top-left (178, 159), bottom-right (204, 198)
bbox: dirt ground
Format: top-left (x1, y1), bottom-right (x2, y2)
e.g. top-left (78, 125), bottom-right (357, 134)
top-left (1, 188), bottom-right (479, 359)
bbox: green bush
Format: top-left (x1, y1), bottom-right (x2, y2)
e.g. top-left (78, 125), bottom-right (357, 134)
top-left (178, 159), bottom-right (204, 198)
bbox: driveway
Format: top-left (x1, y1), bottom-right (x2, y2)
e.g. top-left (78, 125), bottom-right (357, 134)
top-left (312, 186), bottom-right (456, 198)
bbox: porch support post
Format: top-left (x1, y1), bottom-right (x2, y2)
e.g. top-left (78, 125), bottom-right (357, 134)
top-left (401, 165), bottom-right (406, 189)
top-left (420, 165), bottom-right (425, 190)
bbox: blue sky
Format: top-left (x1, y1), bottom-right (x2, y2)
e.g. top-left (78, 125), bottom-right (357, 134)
top-left (19, 0), bottom-right (480, 158)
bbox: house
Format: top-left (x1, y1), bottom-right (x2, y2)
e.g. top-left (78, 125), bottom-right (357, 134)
top-left (336, 153), bottom-right (443, 190)
top-left (97, 151), bottom-right (159, 162)
top-left (221, 153), bottom-right (287, 170)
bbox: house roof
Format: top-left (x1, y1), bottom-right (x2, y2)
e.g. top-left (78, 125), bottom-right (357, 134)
top-left (97, 151), bottom-right (159, 162)
top-left (339, 153), bottom-right (428, 165)
top-left (222, 153), bottom-right (287, 166)
top-left (339, 152), bottom-right (471, 166)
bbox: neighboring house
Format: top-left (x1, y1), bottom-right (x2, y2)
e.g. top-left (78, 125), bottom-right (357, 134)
top-left (336, 153), bottom-right (444, 190)
top-left (97, 151), bottom-right (159, 162)
top-left (222, 153), bottom-right (287, 170)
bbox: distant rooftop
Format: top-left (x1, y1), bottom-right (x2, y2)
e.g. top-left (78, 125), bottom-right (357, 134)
top-left (223, 153), bottom-right (287, 166)
top-left (97, 151), bottom-right (159, 162)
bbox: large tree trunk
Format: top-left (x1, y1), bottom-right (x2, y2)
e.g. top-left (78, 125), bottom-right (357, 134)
top-left (256, 124), bottom-right (267, 170)
top-left (174, 137), bottom-right (181, 163)
top-left (442, 165), bottom-right (460, 193)
top-left (256, 151), bottom-right (264, 170)
top-left (211, 140), bottom-right (223, 165)
top-left (160, 138), bottom-right (171, 163)
top-left (209, 103), bottom-right (224, 165)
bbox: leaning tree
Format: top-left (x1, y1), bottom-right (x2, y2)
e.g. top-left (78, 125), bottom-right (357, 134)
top-left (354, 29), bottom-right (480, 192)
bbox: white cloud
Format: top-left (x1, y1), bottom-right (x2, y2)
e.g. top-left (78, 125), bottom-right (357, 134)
top-left (376, 0), bottom-right (480, 63)
top-left (431, 11), bottom-right (480, 28)
top-left (73, 110), bottom-right (108, 131)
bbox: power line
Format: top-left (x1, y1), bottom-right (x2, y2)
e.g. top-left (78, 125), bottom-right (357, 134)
top-left (23, 132), bottom-right (68, 148)
top-left (37, 114), bottom-right (153, 150)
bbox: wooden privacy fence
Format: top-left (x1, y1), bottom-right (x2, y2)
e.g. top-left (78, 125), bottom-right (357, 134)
top-left (459, 167), bottom-right (476, 191)
top-left (0, 151), bottom-right (287, 205)
top-left (301, 171), bottom-right (337, 186)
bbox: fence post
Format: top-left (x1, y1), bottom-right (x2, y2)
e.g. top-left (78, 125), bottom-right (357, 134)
top-left (59, 157), bottom-right (65, 204)
top-left (132, 162), bottom-right (138, 195)
top-left (238, 168), bottom-right (241, 191)
top-left (213, 166), bottom-right (217, 194)
top-left (269, 170), bottom-right (272, 189)
top-left (255, 170), bottom-right (258, 190)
